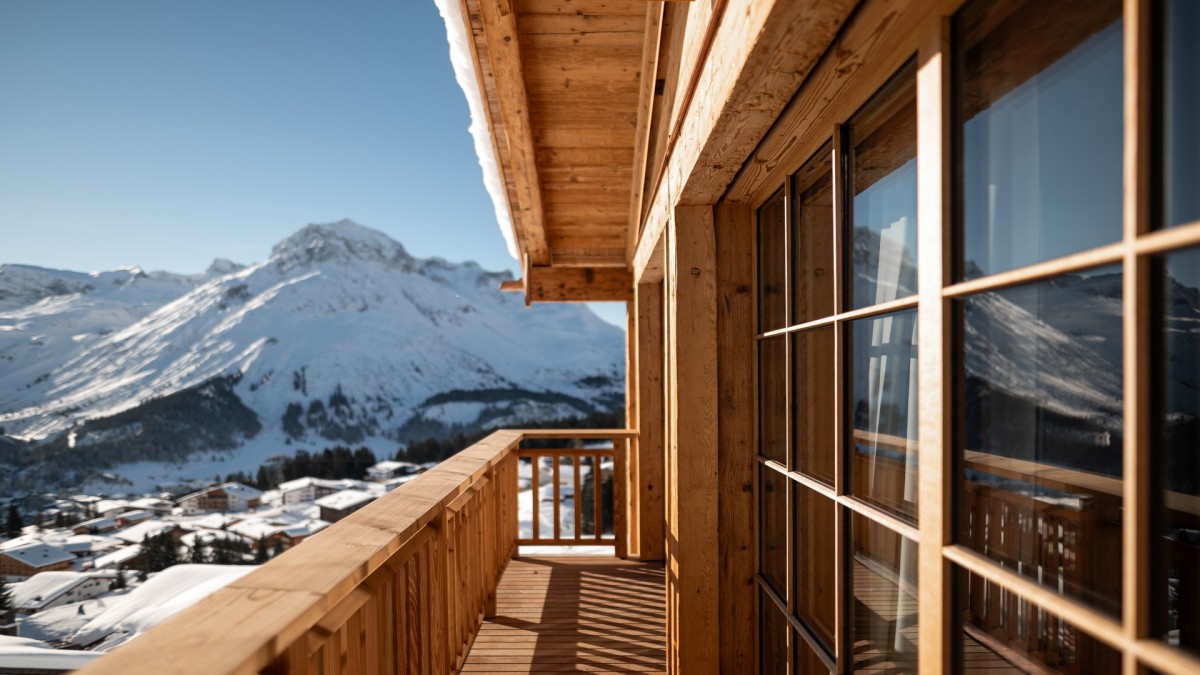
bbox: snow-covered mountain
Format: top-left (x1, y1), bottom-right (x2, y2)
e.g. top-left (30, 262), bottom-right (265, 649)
top-left (0, 220), bottom-right (623, 491)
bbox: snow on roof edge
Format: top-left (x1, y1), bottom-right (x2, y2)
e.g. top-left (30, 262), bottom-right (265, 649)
top-left (434, 0), bottom-right (520, 262)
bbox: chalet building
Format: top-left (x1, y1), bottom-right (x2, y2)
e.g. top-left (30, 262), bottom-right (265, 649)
top-left (78, 1), bottom-right (1200, 674)
top-left (276, 477), bottom-right (354, 505)
top-left (71, 517), bottom-right (119, 535)
top-left (177, 483), bottom-right (263, 515)
top-left (0, 543), bottom-right (74, 578)
top-left (9, 570), bottom-right (117, 615)
top-left (365, 460), bottom-right (419, 482)
top-left (313, 490), bottom-right (377, 523)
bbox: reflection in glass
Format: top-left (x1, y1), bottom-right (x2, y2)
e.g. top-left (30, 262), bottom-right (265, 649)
top-left (795, 630), bottom-right (831, 674)
top-left (793, 483), bottom-right (835, 654)
top-left (848, 61), bottom-right (917, 310)
top-left (1165, 0), bottom-right (1200, 228)
top-left (759, 336), bottom-right (787, 464)
top-left (760, 590), bottom-right (788, 674)
top-left (957, 0), bottom-right (1123, 278)
top-left (793, 144), bottom-right (835, 323)
top-left (956, 565), bottom-right (1120, 673)
top-left (849, 309), bottom-right (919, 523)
top-left (1156, 248), bottom-right (1200, 654)
top-left (850, 513), bottom-right (918, 673)
top-left (793, 327), bottom-right (835, 484)
top-left (760, 466), bottom-right (787, 596)
top-left (958, 267), bottom-right (1124, 616)
top-left (759, 189), bottom-right (787, 331)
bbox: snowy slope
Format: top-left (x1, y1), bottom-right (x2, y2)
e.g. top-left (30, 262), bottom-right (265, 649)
top-left (0, 220), bottom-right (623, 490)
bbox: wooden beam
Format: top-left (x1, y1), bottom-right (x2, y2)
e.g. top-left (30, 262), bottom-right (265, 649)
top-left (524, 266), bottom-right (632, 303)
top-left (626, 3), bottom-right (664, 265)
top-left (713, 202), bottom-right (755, 673)
top-left (667, 204), bottom-right (718, 674)
top-left (636, 279), bottom-right (665, 562)
top-left (633, 0), bottom-right (855, 279)
top-left (477, 0), bottom-right (550, 265)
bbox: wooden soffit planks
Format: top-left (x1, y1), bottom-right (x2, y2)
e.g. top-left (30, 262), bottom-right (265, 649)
top-left (463, 0), bottom-right (648, 302)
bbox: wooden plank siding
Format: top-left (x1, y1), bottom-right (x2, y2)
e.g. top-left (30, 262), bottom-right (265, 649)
top-left (460, 556), bottom-right (666, 673)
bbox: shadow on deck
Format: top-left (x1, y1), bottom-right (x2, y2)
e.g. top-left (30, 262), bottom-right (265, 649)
top-left (461, 556), bottom-right (666, 673)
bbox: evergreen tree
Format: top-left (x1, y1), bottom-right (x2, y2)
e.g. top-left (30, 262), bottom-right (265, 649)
top-left (272, 539), bottom-right (286, 558)
top-left (190, 541), bottom-right (208, 564)
top-left (109, 569), bottom-right (127, 591)
top-left (254, 536), bottom-right (269, 563)
top-left (0, 579), bottom-right (13, 616)
top-left (5, 504), bottom-right (22, 538)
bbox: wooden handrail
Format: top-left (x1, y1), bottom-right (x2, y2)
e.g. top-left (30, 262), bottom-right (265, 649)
top-left (75, 428), bottom-right (636, 675)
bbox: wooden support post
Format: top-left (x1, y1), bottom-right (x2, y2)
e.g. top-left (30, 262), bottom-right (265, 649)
top-left (626, 302), bottom-right (641, 559)
top-left (667, 204), bottom-right (719, 675)
top-left (714, 202), bottom-right (755, 673)
top-left (916, 14), bottom-right (953, 674)
top-left (637, 280), bottom-right (666, 561)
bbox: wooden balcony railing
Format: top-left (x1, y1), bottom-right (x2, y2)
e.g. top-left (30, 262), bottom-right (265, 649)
top-left (517, 441), bottom-right (627, 555)
top-left (75, 428), bottom-right (636, 675)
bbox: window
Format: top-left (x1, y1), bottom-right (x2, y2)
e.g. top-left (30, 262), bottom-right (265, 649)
top-left (746, 0), bottom-right (1198, 670)
top-left (755, 61), bottom-right (919, 674)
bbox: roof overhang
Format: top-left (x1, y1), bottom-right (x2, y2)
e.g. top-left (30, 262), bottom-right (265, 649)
top-left (446, 0), bottom-right (664, 304)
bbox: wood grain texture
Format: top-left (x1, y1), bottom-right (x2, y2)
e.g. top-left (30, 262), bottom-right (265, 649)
top-left (666, 204), bottom-right (719, 674)
top-left (525, 266), bottom-right (632, 303)
top-left (634, 0), bottom-right (855, 279)
top-left (460, 556), bottom-right (666, 673)
top-left (713, 202), bottom-right (756, 674)
top-left (636, 281), bottom-right (666, 561)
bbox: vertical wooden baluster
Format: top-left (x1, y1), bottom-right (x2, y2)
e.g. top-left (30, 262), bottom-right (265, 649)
top-left (615, 439), bottom-right (628, 557)
top-left (574, 454), bottom-right (583, 542)
top-left (595, 453), bottom-right (604, 541)
top-left (553, 452), bottom-right (562, 542)
top-left (531, 454), bottom-right (540, 543)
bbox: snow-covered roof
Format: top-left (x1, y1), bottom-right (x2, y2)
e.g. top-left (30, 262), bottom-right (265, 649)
top-left (180, 529), bottom-right (248, 549)
top-left (69, 564), bottom-right (257, 650)
top-left (75, 516), bottom-right (117, 531)
top-left (9, 570), bottom-right (113, 610)
top-left (92, 545), bottom-right (141, 569)
top-left (178, 481), bottom-right (262, 503)
top-left (0, 635), bottom-right (101, 671)
top-left (116, 509), bottom-right (153, 522)
top-left (0, 542), bottom-right (74, 569)
top-left (434, 0), bottom-right (517, 259)
top-left (127, 497), bottom-right (172, 510)
top-left (113, 520), bottom-right (175, 545)
top-left (278, 476), bottom-right (351, 493)
top-left (61, 534), bottom-right (122, 554)
top-left (222, 482), bottom-right (262, 499)
top-left (94, 499), bottom-right (128, 514)
top-left (314, 489), bottom-right (376, 511)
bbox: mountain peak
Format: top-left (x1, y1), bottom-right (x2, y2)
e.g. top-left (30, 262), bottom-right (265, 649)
top-left (270, 220), bottom-right (412, 270)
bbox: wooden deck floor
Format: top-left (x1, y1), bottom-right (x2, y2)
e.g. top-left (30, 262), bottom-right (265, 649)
top-left (460, 556), bottom-right (666, 673)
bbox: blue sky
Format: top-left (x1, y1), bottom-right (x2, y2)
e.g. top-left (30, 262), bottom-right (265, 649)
top-left (0, 1), bottom-right (625, 326)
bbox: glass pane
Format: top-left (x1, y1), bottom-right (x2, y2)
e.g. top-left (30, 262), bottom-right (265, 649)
top-left (795, 629), bottom-right (832, 674)
top-left (759, 336), bottom-right (787, 464)
top-left (849, 309), bottom-right (919, 523)
top-left (957, 565), bottom-right (1120, 673)
top-left (760, 466), bottom-right (788, 596)
top-left (1164, 0), bottom-right (1200, 228)
top-left (793, 483), bottom-right (836, 653)
top-left (759, 189), bottom-right (787, 332)
top-left (793, 143), bottom-right (835, 323)
top-left (848, 61), bottom-right (918, 310)
top-left (793, 326), bottom-right (835, 484)
top-left (1156, 248), bottom-right (1200, 654)
top-left (761, 589), bottom-right (789, 675)
top-left (957, 0), bottom-right (1123, 279)
top-left (850, 512), bottom-right (918, 673)
top-left (958, 267), bottom-right (1123, 616)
